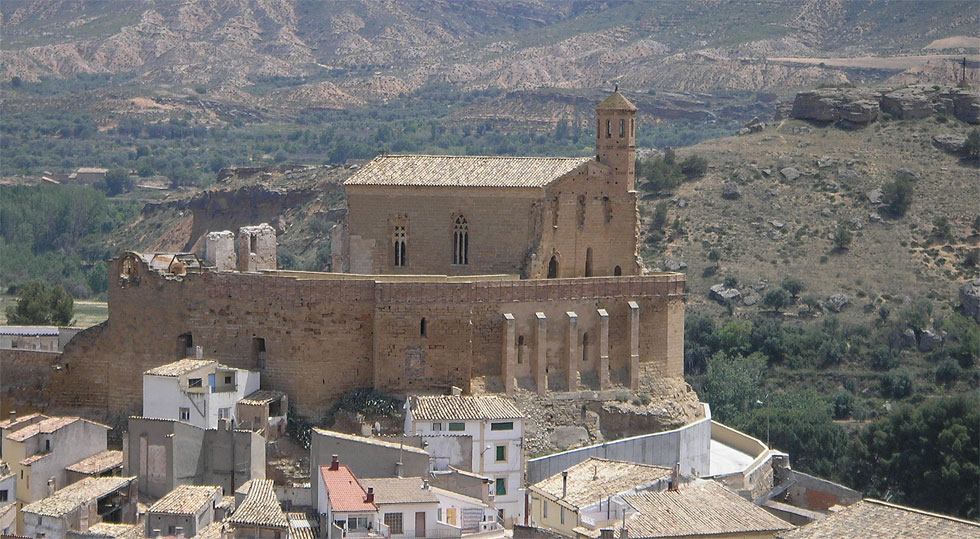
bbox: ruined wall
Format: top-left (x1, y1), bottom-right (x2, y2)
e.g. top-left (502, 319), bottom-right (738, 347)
top-left (344, 185), bottom-right (540, 276)
top-left (52, 255), bottom-right (683, 420)
top-left (0, 348), bottom-right (61, 413)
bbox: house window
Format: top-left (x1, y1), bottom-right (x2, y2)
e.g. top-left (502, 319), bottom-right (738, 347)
top-left (619, 119), bottom-right (625, 138)
top-left (218, 408), bottom-right (231, 420)
top-left (249, 234), bottom-right (257, 255)
top-left (393, 224), bottom-right (407, 267)
top-left (224, 376), bottom-right (232, 384)
top-left (45, 439), bottom-right (50, 452)
top-left (349, 516), bottom-right (370, 530)
top-left (448, 422), bottom-right (465, 431)
top-left (543, 499), bottom-right (548, 518)
top-left (453, 215), bottom-right (469, 265)
top-left (495, 445), bottom-right (506, 462)
top-left (614, 266), bottom-right (622, 276)
top-left (432, 423), bottom-right (442, 431)
top-left (188, 378), bottom-right (203, 388)
top-left (0, 490), bottom-right (7, 502)
top-left (560, 506), bottom-right (565, 525)
top-left (384, 513), bottom-right (403, 535)
top-left (495, 478), bottom-right (506, 496)
top-left (490, 422), bottom-right (513, 431)
top-left (179, 408), bottom-right (190, 421)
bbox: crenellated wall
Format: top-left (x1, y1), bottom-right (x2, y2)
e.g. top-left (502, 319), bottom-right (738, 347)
top-left (50, 255), bottom-right (684, 419)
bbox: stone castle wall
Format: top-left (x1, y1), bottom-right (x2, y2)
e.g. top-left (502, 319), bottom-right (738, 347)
top-left (50, 255), bottom-right (684, 419)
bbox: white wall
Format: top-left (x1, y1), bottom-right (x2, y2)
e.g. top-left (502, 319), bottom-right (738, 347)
top-left (143, 367), bottom-right (262, 429)
top-left (378, 502), bottom-right (438, 538)
top-left (143, 375), bottom-right (182, 422)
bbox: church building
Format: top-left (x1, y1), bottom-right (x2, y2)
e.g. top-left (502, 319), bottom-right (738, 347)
top-left (333, 91), bottom-right (641, 279)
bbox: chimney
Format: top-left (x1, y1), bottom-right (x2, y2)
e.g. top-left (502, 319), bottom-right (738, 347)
top-left (450, 386), bottom-right (462, 397)
top-left (422, 480), bottom-right (429, 490)
top-left (8, 411), bottom-right (15, 424)
top-left (47, 477), bottom-right (56, 496)
top-left (600, 529), bottom-right (614, 539)
top-left (620, 528), bottom-right (629, 539)
top-left (366, 487), bottom-right (375, 503)
top-left (330, 455), bottom-right (339, 471)
top-left (669, 463), bottom-right (680, 491)
top-left (195, 345), bottom-right (203, 359)
top-left (561, 471), bottom-right (568, 498)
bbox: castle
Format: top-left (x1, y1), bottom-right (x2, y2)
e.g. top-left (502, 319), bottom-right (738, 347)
top-left (50, 91), bottom-right (686, 418)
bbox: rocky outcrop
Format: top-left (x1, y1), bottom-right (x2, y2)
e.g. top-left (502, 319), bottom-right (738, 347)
top-left (960, 279), bottom-right (980, 322)
top-left (791, 85), bottom-right (980, 126)
top-left (791, 88), bottom-right (880, 126)
top-left (827, 293), bottom-right (850, 312)
top-left (918, 329), bottom-right (943, 352)
top-left (710, 284), bottom-right (742, 303)
top-left (722, 181), bottom-right (742, 199)
top-left (932, 134), bottom-right (968, 155)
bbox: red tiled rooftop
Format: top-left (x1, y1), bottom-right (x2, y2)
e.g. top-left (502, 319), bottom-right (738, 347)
top-left (319, 464), bottom-right (376, 513)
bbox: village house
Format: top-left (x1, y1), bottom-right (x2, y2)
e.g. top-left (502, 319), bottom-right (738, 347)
top-left (527, 458), bottom-right (673, 537)
top-left (70, 167), bottom-right (109, 184)
top-left (358, 477), bottom-right (444, 539)
top-left (65, 450), bottom-right (124, 485)
top-left (145, 484), bottom-right (222, 537)
top-left (235, 390), bottom-right (289, 441)
top-left (142, 358), bottom-right (261, 429)
top-left (428, 485), bottom-right (498, 535)
top-left (123, 416), bottom-right (265, 499)
top-left (20, 476), bottom-right (138, 538)
top-left (0, 461), bottom-right (15, 535)
top-left (317, 456), bottom-right (379, 539)
top-left (226, 478), bottom-right (289, 538)
top-left (404, 395), bottom-right (524, 525)
top-left (1, 413), bottom-right (110, 532)
top-left (775, 498), bottom-right (980, 538)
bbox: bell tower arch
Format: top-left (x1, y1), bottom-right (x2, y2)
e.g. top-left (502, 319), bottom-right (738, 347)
top-left (595, 87), bottom-right (637, 191)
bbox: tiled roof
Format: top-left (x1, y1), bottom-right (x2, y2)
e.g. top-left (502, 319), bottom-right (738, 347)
top-left (144, 358), bottom-right (219, 377)
top-left (228, 478), bottom-right (288, 529)
top-left (776, 499), bottom-right (980, 538)
top-left (65, 450), bottom-right (123, 475)
top-left (196, 522), bottom-right (227, 539)
top-left (0, 412), bottom-right (47, 430)
top-left (530, 457), bottom-right (672, 509)
top-left (22, 476), bottom-right (135, 517)
top-left (19, 453), bottom-right (50, 466)
top-left (239, 389), bottom-right (286, 406)
top-left (409, 395), bottom-right (522, 422)
top-left (5, 416), bottom-right (107, 442)
top-left (311, 428), bottom-right (430, 456)
top-left (288, 512), bottom-right (320, 539)
top-left (84, 522), bottom-right (142, 538)
top-left (0, 326), bottom-right (59, 336)
top-left (360, 477), bottom-right (440, 505)
top-left (621, 480), bottom-right (793, 538)
top-left (596, 91), bottom-right (638, 111)
top-left (319, 464), bottom-right (377, 513)
top-left (148, 485), bottom-right (221, 515)
top-left (344, 154), bottom-right (591, 188)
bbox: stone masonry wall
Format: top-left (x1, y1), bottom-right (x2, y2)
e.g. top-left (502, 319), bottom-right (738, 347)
top-left (51, 255), bottom-right (684, 420)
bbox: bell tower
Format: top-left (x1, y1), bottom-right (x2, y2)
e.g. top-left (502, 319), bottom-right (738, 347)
top-left (595, 86), bottom-right (637, 191)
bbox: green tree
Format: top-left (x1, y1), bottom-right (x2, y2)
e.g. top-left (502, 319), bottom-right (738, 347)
top-left (707, 248), bottom-right (721, 267)
top-left (780, 277), bottom-right (805, 300)
top-left (844, 395), bottom-right (979, 519)
top-left (5, 281), bottom-right (74, 325)
top-left (832, 225), bottom-right (853, 251)
top-left (932, 216), bottom-right (952, 241)
top-left (965, 128), bottom-right (980, 161)
top-left (703, 351), bottom-right (766, 422)
top-left (881, 176), bottom-right (914, 217)
top-left (763, 288), bottom-right (790, 313)
top-left (651, 201), bottom-right (668, 232)
top-left (103, 168), bottom-right (133, 196)
top-left (717, 319), bottom-right (753, 356)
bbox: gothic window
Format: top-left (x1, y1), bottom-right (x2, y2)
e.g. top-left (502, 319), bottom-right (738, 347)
top-left (614, 265), bottom-right (622, 276)
top-left (606, 119), bottom-right (612, 138)
top-left (548, 256), bottom-right (559, 279)
top-left (453, 215), bottom-right (469, 265)
top-left (393, 224), bottom-right (407, 267)
top-left (619, 119), bottom-right (625, 137)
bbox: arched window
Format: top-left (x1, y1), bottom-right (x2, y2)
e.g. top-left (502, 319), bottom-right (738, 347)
top-left (585, 248), bottom-right (593, 277)
top-left (619, 119), bottom-right (625, 138)
top-left (548, 256), bottom-right (559, 279)
top-left (393, 225), bottom-right (407, 267)
top-left (453, 215), bottom-right (469, 265)
top-left (606, 119), bottom-right (612, 138)
top-left (614, 265), bottom-right (622, 276)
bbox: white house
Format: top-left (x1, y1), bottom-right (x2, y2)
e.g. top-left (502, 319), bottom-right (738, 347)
top-left (430, 485), bottom-right (499, 534)
top-left (142, 358), bottom-right (260, 430)
top-left (404, 395), bottom-right (524, 525)
top-left (360, 477), bottom-right (447, 538)
top-left (0, 461), bottom-right (15, 535)
top-left (317, 456), bottom-right (380, 539)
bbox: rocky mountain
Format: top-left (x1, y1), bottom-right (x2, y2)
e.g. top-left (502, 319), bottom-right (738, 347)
top-left (2, 0), bottom-right (978, 119)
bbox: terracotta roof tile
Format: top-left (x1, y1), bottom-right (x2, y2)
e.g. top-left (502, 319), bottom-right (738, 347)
top-left (409, 395), bottom-right (521, 422)
top-left (196, 522), bottom-right (227, 539)
top-left (144, 359), bottom-right (219, 377)
top-left (228, 479), bottom-right (288, 529)
top-left (85, 522), bottom-right (141, 538)
top-left (621, 480), bottom-right (792, 538)
top-left (319, 464), bottom-right (377, 513)
top-left (776, 499), bottom-right (980, 538)
top-left (239, 390), bottom-right (286, 406)
top-left (148, 485), bottom-right (221, 515)
top-left (344, 154), bottom-right (591, 188)
top-left (65, 450), bottom-right (123, 475)
top-left (360, 477), bottom-right (440, 505)
top-left (288, 512), bottom-right (320, 539)
top-left (596, 92), bottom-right (638, 111)
top-left (530, 457), bottom-right (672, 509)
top-left (22, 476), bottom-right (135, 517)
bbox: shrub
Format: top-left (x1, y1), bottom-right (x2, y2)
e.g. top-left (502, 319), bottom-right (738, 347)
top-left (881, 176), bottom-right (914, 217)
top-left (966, 128), bottom-right (980, 161)
top-left (781, 277), bottom-right (805, 299)
top-left (833, 225), bottom-right (853, 250)
top-left (881, 371), bottom-right (914, 399)
top-left (764, 288), bottom-right (790, 312)
top-left (935, 359), bottom-right (962, 386)
top-left (932, 216), bottom-right (952, 241)
top-left (832, 388), bottom-right (854, 419)
top-left (723, 276), bottom-right (738, 288)
top-left (870, 346), bottom-right (898, 370)
top-left (964, 248), bottom-right (979, 268)
top-left (802, 294), bottom-right (821, 313)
